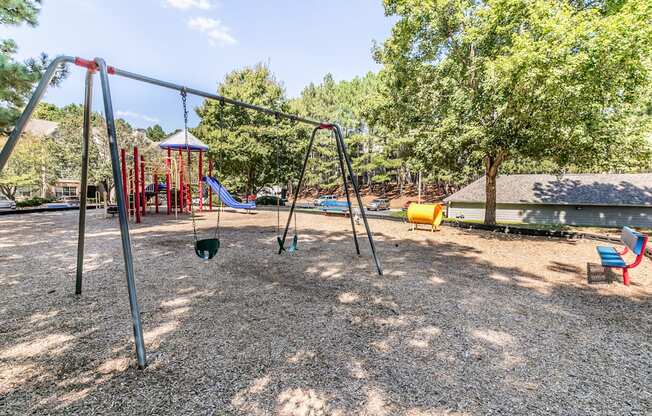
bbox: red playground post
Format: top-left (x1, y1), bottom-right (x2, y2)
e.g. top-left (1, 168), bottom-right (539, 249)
top-left (133, 146), bottom-right (141, 224)
top-left (140, 155), bottom-right (146, 216)
top-left (120, 148), bottom-right (127, 210)
top-left (154, 174), bottom-right (159, 214)
top-left (185, 148), bottom-right (192, 212)
top-left (198, 150), bottom-right (203, 212)
top-left (178, 148), bottom-right (184, 213)
top-left (129, 168), bottom-right (134, 218)
top-left (166, 148), bottom-right (171, 215)
top-left (208, 159), bottom-right (213, 211)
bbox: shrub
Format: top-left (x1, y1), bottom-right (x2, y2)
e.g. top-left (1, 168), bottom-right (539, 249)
top-left (256, 195), bottom-right (284, 206)
top-left (16, 196), bottom-right (55, 208)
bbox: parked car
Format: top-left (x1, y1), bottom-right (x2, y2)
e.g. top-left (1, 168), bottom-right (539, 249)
top-left (0, 195), bottom-right (16, 211)
top-left (366, 198), bottom-right (390, 211)
top-left (313, 195), bottom-right (336, 206)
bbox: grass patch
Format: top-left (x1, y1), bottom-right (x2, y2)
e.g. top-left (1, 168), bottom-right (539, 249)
top-left (443, 218), bottom-right (571, 231)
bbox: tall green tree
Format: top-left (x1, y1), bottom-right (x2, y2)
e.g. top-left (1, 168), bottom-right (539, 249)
top-left (0, 1), bottom-right (67, 133)
top-left (290, 75), bottom-right (342, 189)
top-left (145, 124), bottom-right (166, 141)
top-left (195, 64), bottom-right (301, 195)
top-left (291, 72), bottom-right (404, 193)
top-left (376, 0), bottom-right (652, 224)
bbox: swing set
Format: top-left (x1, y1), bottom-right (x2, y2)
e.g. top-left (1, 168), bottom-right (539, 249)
top-left (0, 56), bottom-right (383, 369)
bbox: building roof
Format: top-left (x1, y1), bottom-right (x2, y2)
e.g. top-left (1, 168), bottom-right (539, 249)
top-left (444, 174), bottom-right (652, 207)
top-left (24, 119), bottom-right (59, 137)
top-left (158, 130), bottom-right (208, 151)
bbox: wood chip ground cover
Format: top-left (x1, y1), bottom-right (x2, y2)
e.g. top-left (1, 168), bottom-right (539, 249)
top-left (0, 210), bottom-right (650, 415)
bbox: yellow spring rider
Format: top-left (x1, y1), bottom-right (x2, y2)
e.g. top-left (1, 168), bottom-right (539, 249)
top-left (407, 203), bottom-right (444, 232)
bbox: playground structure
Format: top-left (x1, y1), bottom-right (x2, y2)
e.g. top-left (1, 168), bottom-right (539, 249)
top-left (116, 132), bottom-right (235, 224)
top-left (407, 203), bottom-right (444, 232)
top-left (0, 56), bottom-right (383, 369)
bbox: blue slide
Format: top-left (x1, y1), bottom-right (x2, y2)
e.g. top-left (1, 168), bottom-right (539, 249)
top-left (203, 176), bottom-right (256, 210)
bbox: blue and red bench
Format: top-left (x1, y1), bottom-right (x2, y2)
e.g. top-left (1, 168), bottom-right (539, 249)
top-left (320, 200), bottom-right (350, 214)
top-left (596, 226), bottom-right (648, 285)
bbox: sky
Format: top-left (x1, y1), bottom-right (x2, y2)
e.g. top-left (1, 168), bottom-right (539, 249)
top-left (1, 0), bottom-right (395, 132)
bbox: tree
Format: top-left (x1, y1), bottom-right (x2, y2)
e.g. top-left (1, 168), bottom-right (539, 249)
top-left (0, 133), bottom-right (53, 200)
top-left (32, 102), bottom-right (64, 121)
top-left (375, 0), bottom-right (652, 224)
top-left (195, 64), bottom-right (301, 195)
top-left (146, 124), bottom-right (166, 141)
top-left (51, 104), bottom-right (158, 201)
top-left (290, 75), bottom-right (342, 189)
top-left (290, 72), bottom-right (403, 193)
top-left (0, 1), bottom-right (67, 133)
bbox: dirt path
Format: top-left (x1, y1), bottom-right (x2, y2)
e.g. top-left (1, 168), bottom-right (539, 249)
top-left (0, 210), bottom-right (649, 415)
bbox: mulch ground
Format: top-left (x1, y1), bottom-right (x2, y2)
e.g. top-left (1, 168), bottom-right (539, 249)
top-left (0, 209), bottom-right (650, 415)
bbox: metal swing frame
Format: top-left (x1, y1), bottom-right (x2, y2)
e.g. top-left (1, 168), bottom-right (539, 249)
top-left (0, 56), bottom-right (383, 369)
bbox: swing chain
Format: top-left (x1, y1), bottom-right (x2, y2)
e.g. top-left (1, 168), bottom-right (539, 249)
top-left (214, 99), bottom-right (226, 240)
top-left (180, 88), bottom-right (199, 243)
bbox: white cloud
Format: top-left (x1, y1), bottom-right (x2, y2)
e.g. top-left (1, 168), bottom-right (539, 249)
top-left (164, 0), bottom-right (214, 10)
top-left (187, 17), bottom-right (236, 46)
top-left (116, 111), bottom-right (160, 124)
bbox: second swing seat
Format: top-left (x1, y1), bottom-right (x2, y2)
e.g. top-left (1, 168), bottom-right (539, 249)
top-left (195, 238), bottom-right (220, 260)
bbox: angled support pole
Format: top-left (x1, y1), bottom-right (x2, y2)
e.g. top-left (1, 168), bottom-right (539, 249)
top-left (278, 126), bottom-right (319, 254)
top-left (96, 58), bottom-right (147, 368)
top-left (333, 125), bottom-right (383, 275)
top-left (333, 129), bottom-right (360, 255)
top-left (75, 69), bottom-right (95, 295)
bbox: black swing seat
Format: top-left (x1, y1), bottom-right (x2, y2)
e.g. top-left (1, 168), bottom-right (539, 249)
top-left (195, 238), bottom-right (220, 260)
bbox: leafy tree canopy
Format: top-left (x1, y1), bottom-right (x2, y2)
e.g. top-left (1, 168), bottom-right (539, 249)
top-left (375, 0), bottom-right (652, 223)
top-left (145, 124), bottom-right (166, 141)
top-left (195, 64), bottom-right (303, 194)
top-left (0, 0), bottom-right (67, 133)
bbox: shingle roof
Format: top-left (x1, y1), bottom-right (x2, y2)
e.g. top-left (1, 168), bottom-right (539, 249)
top-left (24, 119), bottom-right (59, 137)
top-left (158, 130), bottom-right (209, 151)
top-left (444, 174), bottom-right (652, 207)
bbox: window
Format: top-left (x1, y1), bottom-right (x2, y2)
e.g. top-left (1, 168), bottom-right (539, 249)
top-left (56, 186), bottom-right (77, 197)
top-left (16, 188), bottom-right (36, 198)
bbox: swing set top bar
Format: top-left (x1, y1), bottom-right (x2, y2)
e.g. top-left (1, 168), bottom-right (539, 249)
top-left (73, 57), bottom-right (334, 129)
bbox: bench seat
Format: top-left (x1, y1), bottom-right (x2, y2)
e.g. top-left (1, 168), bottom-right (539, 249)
top-left (596, 246), bottom-right (627, 268)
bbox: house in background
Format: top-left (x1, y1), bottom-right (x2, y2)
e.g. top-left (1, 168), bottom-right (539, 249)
top-left (444, 174), bottom-right (652, 228)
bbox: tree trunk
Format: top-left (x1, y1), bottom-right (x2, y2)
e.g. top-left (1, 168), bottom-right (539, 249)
top-left (484, 153), bottom-right (505, 225)
top-left (484, 170), bottom-right (498, 225)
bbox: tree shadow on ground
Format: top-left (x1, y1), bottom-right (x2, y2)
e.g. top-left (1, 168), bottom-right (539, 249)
top-left (0, 211), bottom-right (650, 415)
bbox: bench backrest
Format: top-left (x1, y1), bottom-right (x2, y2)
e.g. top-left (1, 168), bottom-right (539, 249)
top-left (621, 226), bottom-right (648, 256)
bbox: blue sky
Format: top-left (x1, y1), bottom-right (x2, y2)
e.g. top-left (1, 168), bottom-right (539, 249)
top-left (1, 0), bottom-right (395, 132)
